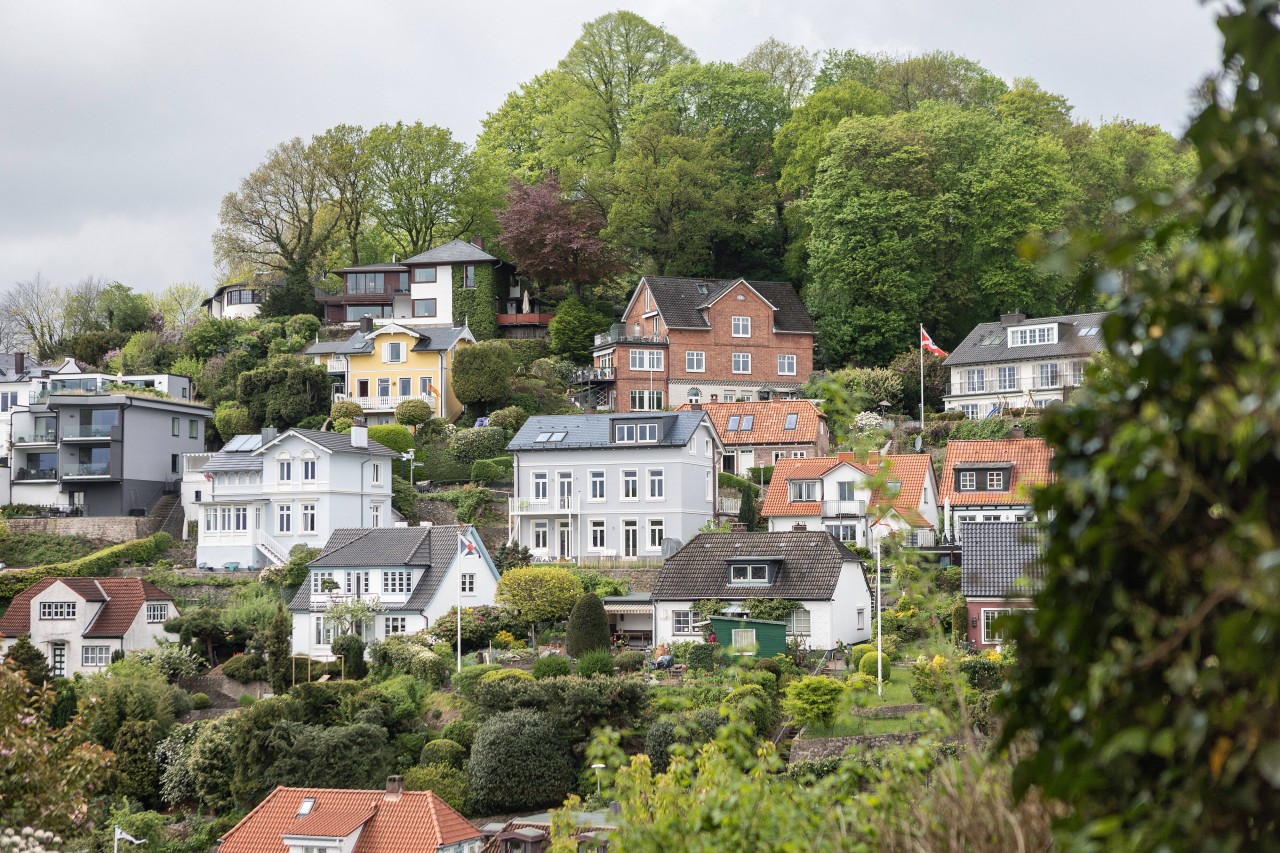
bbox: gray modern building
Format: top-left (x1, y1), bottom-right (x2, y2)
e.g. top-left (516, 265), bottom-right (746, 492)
top-left (506, 411), bottom-right (723, 562)
top-left (9, 374), bottom-right (210, 516)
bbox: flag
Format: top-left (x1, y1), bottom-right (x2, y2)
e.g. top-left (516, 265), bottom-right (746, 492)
top-left (458, 531), bottom-right (477, 558)
top-left (920, 326), bottom-right (947, 357)
top-left (425, 378), bottom-right (437, 397)
top-left (115, 827), bottom-right (143, 844)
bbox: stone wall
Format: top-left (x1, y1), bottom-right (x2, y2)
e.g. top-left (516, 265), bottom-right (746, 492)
top-left (853, 703), bottom-right (925, 719)
top-left (578, 565), bottom-right (661, 593)
top-left (6, 515), bottom-right (160, 542)
top-left (788, 730), bottom-right (928, 764)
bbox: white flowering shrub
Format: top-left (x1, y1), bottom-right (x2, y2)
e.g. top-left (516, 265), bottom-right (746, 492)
top-left (854, 411), bottom-right (887, 433)
top-left (0, 827), bottom-right (62, 852)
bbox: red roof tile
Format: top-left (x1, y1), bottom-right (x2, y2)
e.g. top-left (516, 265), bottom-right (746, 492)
top-left (218, 786), bottom-right (481, 853)
top-left (761, 457), bottom-right (842, 516)
top-left (762, 453), bottom-right (936, 524)
top-left (939, 439), bottom-right (1053, 506)
top-left (0, 578), bottom-right (173, 640)
top-left (674, 400), bottom-right (826, 446)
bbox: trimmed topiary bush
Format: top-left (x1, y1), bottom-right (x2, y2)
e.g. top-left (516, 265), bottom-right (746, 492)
top-left (565, 592), bottom-right (610, 658)
top-left (441, 720), bottom-right (479, 752)
top-left (404, 762), bottom-right (470, 813)
top-left (532, 654), bottom-right (573, 680)
top-left (848, 644), bottom-right (876, 665)
top-left (687, 643), bottom-right (719, 672)
top-left (722, 683), bottom-right (778, 737)
top-left (191, 692), bottom-right (211, 710)
top-left (222, 653), bottom-right (268, 684)
top-left (420, 738), bottom-right (466, 770)
top-left (480, 667), bottom-right (534, 684)
top-left (614, 650), bottom-right (645, 673)
top-left (469, 709), bottom-right (575, 814)
top-left (575, 648), bottom-right (615, 678)
top-left (753, 657), bottom-right (781, 676)
top-left (859, 652), bottom-right (891, 681)
top-left (453, 664), bottom-right (502, 699)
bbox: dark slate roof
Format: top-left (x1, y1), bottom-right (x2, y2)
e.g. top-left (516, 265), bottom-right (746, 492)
top-left (306, 331), bottom-right (372, 357)
top-left (260, 428), bottom-right (401, 458)
top-left (201, 434), bottom-right (265, 473)
top-left (943, 311), bottom-right (1110, 367)
top-left (960, 522), bottom-right (1047, 598)
top-left (641, 276), bottom-right (815, 333)
top-left (403, 239), bottom-right (498, 265)
top-left (652, 532), bottom-right (860, 601)
top-left (409, 326), bottom-right (471, 352)
top-left (507, 411), bottom-right (708, 452)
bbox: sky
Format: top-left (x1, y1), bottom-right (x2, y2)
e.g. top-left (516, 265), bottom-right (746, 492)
top-left (0, 1), bottom-right (1224, 296)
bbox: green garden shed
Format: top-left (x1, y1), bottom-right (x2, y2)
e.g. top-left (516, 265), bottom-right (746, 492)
top-left (708, 615), bottom-right (789, 661)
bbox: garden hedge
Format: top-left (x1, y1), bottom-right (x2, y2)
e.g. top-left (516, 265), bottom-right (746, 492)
top-left (0, 531), bottom-right (173, 601)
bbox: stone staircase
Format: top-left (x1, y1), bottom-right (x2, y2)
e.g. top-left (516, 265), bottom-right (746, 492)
top-left (151, 493), bottom-right (185, 540)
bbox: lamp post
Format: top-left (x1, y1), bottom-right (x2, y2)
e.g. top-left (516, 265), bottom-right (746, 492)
top-left (592, 763), bottom-right (606, 797)
top-left (871, 519), bottom-right (893, 698)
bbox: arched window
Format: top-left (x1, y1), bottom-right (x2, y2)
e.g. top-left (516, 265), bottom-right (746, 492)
top-left (688, 387), bottom-right (702, 402)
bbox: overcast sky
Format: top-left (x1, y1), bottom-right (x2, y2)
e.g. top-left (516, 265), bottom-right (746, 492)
top-left (0, 1), bottom-right (1224, 296)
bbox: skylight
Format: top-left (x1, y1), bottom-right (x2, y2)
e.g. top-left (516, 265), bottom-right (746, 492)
top-left (1077, 326), bottom-right (1100, 336)
top-left (536, 432), bottom-right (551, 442)
top-left (784, 413), bottom-right (798, 430)
top-left (297, 798), bottom-right (315, 817)
top-left (535, 432), bottom-right (566, 443)
top-left (740, 415), bottom-right (754, 431)
top-left (726, 415), bottom-right (740, 432)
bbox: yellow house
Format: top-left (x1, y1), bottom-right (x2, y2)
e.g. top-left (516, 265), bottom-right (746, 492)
top-left (306, 320), bottom-right (473, 424)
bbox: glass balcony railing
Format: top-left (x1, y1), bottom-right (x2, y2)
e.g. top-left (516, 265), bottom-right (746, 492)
top-left (65, 462), bottom-right (111, 477)
top-left (67, 424), bottom-right (115, 438)
top-left (12, 433), bottom-right (57, 444)
top-left (14, 467), bottom-right (58, 481)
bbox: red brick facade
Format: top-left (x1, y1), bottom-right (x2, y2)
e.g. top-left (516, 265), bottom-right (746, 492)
top-left (598, 279), bottom-right (814, 413)
top-left (966, 598), bottom-right (1035, 650)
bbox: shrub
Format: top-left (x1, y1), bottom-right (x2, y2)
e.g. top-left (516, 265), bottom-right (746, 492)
top-left (533, 655), bottom-right (573, 680)
top-left (936, 566), bottom-right (962, 593)
top-left (859, 652), bottom-right (891, 681)
top-left (486, 406), bottom-right (529, 436)
top-left (450, 427), bottom-right (508, 463)
top-left (959, 656), bottom-right (1002, 691)
top-left (404, 761), bottom-right (470, 813)
top-left (330, 633), bottom-right (367, 680)
top-left (191, 693), bottom-right (210, 710)
top-left (222, 653), bottom-right (268, 684)
top-left (565, 592), bottom-right (610, 658)
top-left (453, 664), bottom-right (503, 699)
top-left (480, 668), bottom-right (535, 684)
top-left (420, 738), bottom-right (467, 771)
top-left (441, 720), bottom-right (480, 752)
top-left (614, 651), bottom-right (645, 673)
top-left (575, 648), bottom-right (615, 678)
top-left (686, 643), bottom-right (719, 672)
top-left (468, 709), bottom-right (575, 814)
top-left (753, 657), bottom-right (781, 676)
top-left (470, 459), bottom-right (503, 483)
top-left (744, 465), bottom-right (774, 484)
top-left (0, 532), bottom-right (173, 600)
top-left (848, 644), bottom-right (876, 665)
top-left (951, 598), bottom-right (969, 645)
top-left (330, 400), bottom-right (364, 421)
top-left (722, 683), bottom-right (777, 737)
top-left (395, 398), bottom-right (432, 429)
top-left (367, 635), bottom-right (452, 689)
top-left (782, 676), bottom-right (846, 730)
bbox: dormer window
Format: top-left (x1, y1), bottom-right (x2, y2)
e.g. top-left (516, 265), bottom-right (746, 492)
top-left (638, 423), bottom-right (658, 442)
top-left (960, 471), bottom-right (976, 491)
top-left (789, 480), bottom-right (819, 502)
top-left (615, 422), bottom-right (658, 443)
top-left (1008, 325), bottom-right (1057, 347)
top-left (615, 424), bottom-right (636, 443)
top-left (987, 471), bottom-right (1004, 490)
top-left (731, 563), bottom-right (769, 582)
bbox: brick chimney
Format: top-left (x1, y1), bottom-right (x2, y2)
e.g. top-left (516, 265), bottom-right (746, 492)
top-left (792, 523), bottom-right (807, 532)
top-left (690, 402), bottom-right (702, 411)
top-left (1001, 311), bottom-right (1027, 325)
top-left (384, 775), bottom-right (404, 801)
top-left (1010, 423), bottom-right (1025, 439)
top-left (470, 235), bottom-right (485, 250)
top-left (14, 352), bottom-right (24, 375)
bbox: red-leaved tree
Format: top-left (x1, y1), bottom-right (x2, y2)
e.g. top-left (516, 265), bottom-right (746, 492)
top-left (497, 173), bottom-right (628, 298)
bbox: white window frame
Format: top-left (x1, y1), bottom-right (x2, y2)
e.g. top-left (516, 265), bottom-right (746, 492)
top-left (730, 563), bottom-right (769, 583)
top-left (277, 503), bottom-right (292, 533)
top-left (959, 471), bottom-right (977, 491)
top-left (731, 316), bottom-right (751, 337)
top-left (647, 468), bottom-right (664, 500)
top-left (965, 369), bottom-right (985, 393)
top-left (461, 573), bottom-right (476, 594)
top-left (629, 349), bottom-right (663, 371)
top-left (672, 610), bottom-right (693, 634)
top-left (234, 506), bottom-right (248, 531)
top-left (857, 608), bottom-right (866, 631)
top-left (614, 423), bottom-right (636, 443)
top-left (638, 423), bottom-right (658, 442)
top-left (146, 603), bottom-right (168, 623)
top-left (647, 518), bottom-right (664, 550)
top-left (732, 352), bottom-right (751, 374)
top-left (372, 463), bottom-right (382, 485)
top-left (385, 616), bottom-right (407, 635)
top-left (532, 521), bottom-right (549, 550)
top-left (301, 503), bottom-right (317, 533)
top-left (370, 502), bottom-right (382, 527)
top-left (788, 480), bottom-right (818, 502)
top-left (311, 571), bottom-right (335, 594)
top-left (532, 471), bottom-right (548, 502)
top-left (986, 471), bottom-right (1004, 490)
top-left (589, 519), bottom-right (606, 551)
top-left (383, 570), bottom-right (411, 594)
top-left (961, 404), bottom-right (979, 419)
top-left (787, 607), bottom-right (811, 636)
top-left (1039, 362), bottom-right (1061, 388)
top-left (621, 469), bottom-right (639, 501)
top-left (982, 608), bottom-right (1013, 645)
top-left (82, 646), bottom-right (111, 667)
top-left (629, 390), bottom-right (663, 411)
top-left (731, 628), bottom-right (757, 649)
top-left (589, 470), bottom-right (606, 501)
top-left (278, 458), bottom-right (292, 482)
top-left (685, 350), bottom-right (705, 372)
top-left (997, 366), bottom-right (1017, 391)
top-left (777, 354), bottom-right (797, 376)
top-left (315, 616), bottom-right (335, 646)
top-left (40, 601), bottom-right (76, 619)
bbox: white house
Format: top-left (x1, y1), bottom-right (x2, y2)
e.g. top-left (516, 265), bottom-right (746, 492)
top-left (506, 411), bottom-right (724, 563)
top-left (762, 452), bottom-right (940, 548)
top-left (0, 577), bottom-right (178, 677)
top-left (939, 439), bottom-right (1052, 542)
top-left (201, 274), bottom-right (281, 320)
top-left (942, 310), bottom-right (1109, 418)
top-left (651, 531), bottom-right (873, 651)
top-left (189, 425), bottom-right (400, 569)
top-left (287, 525), bottom-right (500, 659)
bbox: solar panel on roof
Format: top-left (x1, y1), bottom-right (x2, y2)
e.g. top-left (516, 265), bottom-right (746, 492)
top-left (225, 435), bottom-right (255, 451)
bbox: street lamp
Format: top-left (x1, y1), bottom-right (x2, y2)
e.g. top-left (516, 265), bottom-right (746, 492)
top-left (591, 763), bottom-right (606, 797)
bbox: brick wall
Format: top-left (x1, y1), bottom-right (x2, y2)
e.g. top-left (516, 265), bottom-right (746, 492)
top-left (6, 516), bottom-right (161, 542)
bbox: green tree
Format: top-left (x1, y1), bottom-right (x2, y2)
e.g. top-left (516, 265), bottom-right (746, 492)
top-left (452, 340), bottom-right (516, 406)
top-left (81, 658), bottom-right (176, 749)
top-left (166, 606), bottom-right (226, 663)
top-left (266, 603), bottom-right (292, 695)
top-left (312, 123), bottom-right (373, 267)
top-left (548, 296), bottom-right (609, 361)
top-left (565, 591), bottom-right (610, 657)
top-left (188, 713), bottom-right (241, 813)
top-left (782, 675), bottom-right (845, 729)
top-left (740, 37), bottom-right (817, 108)
top-left (497, 566), bottom-right (584, 647)
top-left (774, 79), bottom-right (892, 201)
top-left (331, 633), bottom-right (367, 680)
top-left (738, 485), bottom-right (758, 531)
top-left (998, 5), bottom-right (1280, 847)
top-left (469, 709), bottom-right (575, 814)
top-left (330, 399), bottom-right (364, 422)
top-left (815, 49), bottom-right (1009, 112)
top-left (3, 635), bottom-right (50, 687)
top-left (403, 762), bottom-right (470, 813)
top-left (0, 666), bottom-right (112, 835)
top-left (212, 400), bottom-right (253, 442)
top-left (155, 282), bottom-right (208, 331)
top-left (111, 719), bottom-right (160, 805)
top-left (395, 398), bottom-right (431, 429)
top-left (236, 355), bottom-right (329, 429)
top-left (99, 282), bottom-right (155, 333)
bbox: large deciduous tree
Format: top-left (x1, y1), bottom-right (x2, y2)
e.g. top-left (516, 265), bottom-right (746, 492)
top-left (497, 173), bottom-right (627, 298)
top-left (213, 137), bottom-right (338, 310)
top-left (155, 282), bottom-right (208, 331)
top-left (496, 566), bottom-right (584, 647)
top-left (999, 4), bottom-right (1280, 847)
top-left (312, 123), bottom-right (372, 267)
top-left (740, 37), bottom-right (818, 108)
top-left (2, 273), bottom-right (65, 361)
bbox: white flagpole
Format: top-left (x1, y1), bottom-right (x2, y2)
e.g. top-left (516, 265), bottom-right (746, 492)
top-left (876, 538), bottom-right (883, 698)
top-left (457, 532), bottom-right (463, 674)
top-left (920, 325), bottom-right (926, 430)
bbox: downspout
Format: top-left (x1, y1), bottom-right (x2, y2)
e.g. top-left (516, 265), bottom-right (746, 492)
top-left (360, 456), bottom-right (372, 527)
top-left (509, 451), bottom-right (519, 545)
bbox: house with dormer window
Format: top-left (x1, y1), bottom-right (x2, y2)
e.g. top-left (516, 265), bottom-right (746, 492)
top-left (943, 310), bottom-right (1109, 418)
top-left (762, 452), bottom-right (940, 548)
top-left (673, 399), bottom-right (828, 475)
top-left (506, 411), bottom-right (722, 562)
top-left (939, 439), bottom-right (1052, 542)
top-left (572, 276), bottom-right (815, 413)
top-left (218, 780), bottom-right (483, 853)
top-left (651, 531), bottom-right (873, 650)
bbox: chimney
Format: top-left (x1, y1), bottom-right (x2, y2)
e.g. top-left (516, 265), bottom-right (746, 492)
top-left (360, 315), bottom-right (374, 335)
top-left (792, 523), bottom-right (807, 532)
top-left (1010, 423), bottom-right (1025, 439)
top-left (470, 235), bottom-right (485, 250)
top-left (351, 417), bottom-right (368, 449)
top-left (729, 522), bottom-right (747, 532)
top-left (1001, 311), bottom-right (1026, 325)
top-left (690, 402), bottom-right (702, 411)
top-left (14, 352), bottom-right (24, 375)
top-left (261, 427), bottom-right (278, 444)
top-left (384, 775), bottom-right (404, 801)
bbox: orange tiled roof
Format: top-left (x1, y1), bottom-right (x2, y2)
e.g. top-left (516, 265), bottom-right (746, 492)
top-left (217, 786), bottom-right (481, 853)
top-left (763, 453), bottom-right (936, 522)
top-left (0, 577), bottom-right (172, 639)
top-left (674, 400), bottom-right (825, 446)
top-left (939, 439), bottom-right (1053, 506)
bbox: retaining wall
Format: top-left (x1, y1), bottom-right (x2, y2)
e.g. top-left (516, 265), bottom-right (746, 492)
top-left (6, 516), bottom-right (160, 543)
top-left (788, 730), bottom-right (928, 764)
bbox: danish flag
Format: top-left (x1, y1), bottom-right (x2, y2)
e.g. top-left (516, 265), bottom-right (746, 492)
top-left (920, 326), bottom-right (948, 357)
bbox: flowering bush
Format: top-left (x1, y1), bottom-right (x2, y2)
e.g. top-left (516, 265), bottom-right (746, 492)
top-left (0, 827), bottom-right (63, 852)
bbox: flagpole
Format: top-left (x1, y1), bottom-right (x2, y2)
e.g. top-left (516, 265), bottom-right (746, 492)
top-left (919, 325), bottom-right (926, 430)
top-left (457, 531), bottom-right (463, 674)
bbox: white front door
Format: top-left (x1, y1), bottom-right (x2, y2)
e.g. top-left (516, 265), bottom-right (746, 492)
top-left (557, 521), bottom-right (572, 560)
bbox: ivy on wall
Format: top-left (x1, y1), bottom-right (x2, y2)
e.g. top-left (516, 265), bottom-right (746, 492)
top-left (452, 264), bottom-right (501, 340)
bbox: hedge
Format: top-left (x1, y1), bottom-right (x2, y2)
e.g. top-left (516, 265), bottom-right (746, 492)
top-left (0, 532), bottom-right (173, 601)
top-left (717, 471), bottom-right (759, 497)
top-left (471, 456), bottom-right (514, 484)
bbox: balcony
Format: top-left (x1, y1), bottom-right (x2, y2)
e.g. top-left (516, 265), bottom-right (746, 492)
top-left (184, 453), bottom-right (214, 475)
top-left (823, 499), bottom-right (866, 517)
top-left (12, 432), bottom-right (57, 446)
top-left (334, 392), bottom-right (435, 413)
top-left (13, 467), bottom-right (58, 482)
top-left (63, 462), bottom-right (114, 478)
top-left (593, 326), bottom-right (668, 348)
top-left (497, 312), bottom-right (554, 326)
top-left (326, 357), bottom-right (347, 373)
top-left (571, 367), bottom-right (616, 383)
top-left (948, 381), bottom-right (1021, 396)
top-left (509, 495), bottom-right (580, 515)
top-left (63, 424), bottom-right (118, 441)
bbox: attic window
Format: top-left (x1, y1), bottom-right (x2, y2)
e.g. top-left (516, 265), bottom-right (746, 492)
top-left (297, 798), bottom-right (315, 817)
top-left (784, 413), bottom-right (798, 431)
top-left (730, 563), bottom-right (769, 583)
top-left (548, 432), bottom-right (566, 442)
top-left (885, 480), bottom-right (901, 494)
top-left (740, 415), bottom-right (754, 431)
top-left (1077, 326), bottom-right (1100, 336)
top-left (727, 416), bottom-right (740, 432)
top-left (536, 432), bottom-right (551, 442)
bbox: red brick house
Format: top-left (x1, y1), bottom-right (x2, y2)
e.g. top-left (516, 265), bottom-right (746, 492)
top-left (961, 521), bottom-right (1045, 650)
top-left (673, 399), bottom-right (829, 474)
top-left (575, 276), bottom-right (815, 413)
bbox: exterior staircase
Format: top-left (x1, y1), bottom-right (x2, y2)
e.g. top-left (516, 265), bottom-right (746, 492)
top-left (257, 533), bottom-right (290, 566)
top-left (151, 494), bottom-right (185, 540)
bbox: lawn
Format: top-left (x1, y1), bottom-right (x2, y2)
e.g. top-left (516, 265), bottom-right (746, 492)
top-left (856, 678), bottom-right (915, 707)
